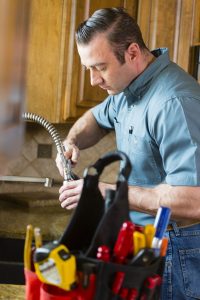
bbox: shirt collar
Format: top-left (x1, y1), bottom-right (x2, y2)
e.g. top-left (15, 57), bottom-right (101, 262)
top-left (124, 48), bottom-right (170, 104)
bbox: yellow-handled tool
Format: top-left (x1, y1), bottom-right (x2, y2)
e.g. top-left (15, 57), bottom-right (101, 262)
top-left (144, 224), bottom-right (156, 248)
top-left (34, 241), bottom-right (77, 291)
top-left (133, 231), bottom-right (146, 256)
top-left (34, 227), bottom-right (42, 248)
top-left (24, 224), bottom-right (33, 270)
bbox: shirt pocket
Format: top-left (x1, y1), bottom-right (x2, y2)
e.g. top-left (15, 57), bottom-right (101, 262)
top-left (128, 134), bottom-right (161, 185)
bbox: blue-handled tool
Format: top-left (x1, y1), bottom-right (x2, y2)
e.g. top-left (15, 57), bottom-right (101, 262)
top-left (151, 206), bottom-right (171, 255)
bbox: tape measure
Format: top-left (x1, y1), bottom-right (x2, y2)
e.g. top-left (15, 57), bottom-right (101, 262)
top-left (34, 240), bottom-right (77, 291)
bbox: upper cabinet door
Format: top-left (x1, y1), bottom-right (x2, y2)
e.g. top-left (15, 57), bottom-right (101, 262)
top-left (137, 0), bottom-right (200, 72)
top-left (26, 0), bottom-right (64, 123)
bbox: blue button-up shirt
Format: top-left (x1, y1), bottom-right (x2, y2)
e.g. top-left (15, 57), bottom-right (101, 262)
top-left (92, 48), bottom-right (200, 225)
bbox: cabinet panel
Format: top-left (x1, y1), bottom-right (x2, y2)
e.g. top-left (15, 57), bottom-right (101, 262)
top-left (137, 0), bottom-right (200, 72)
top-left (177, 0), bottom-right (196, 70)
top-left (192, 0), bottom-right (200, 44)
top-left (62, 0), bottom-right (138, 122)
top-left (138, 0), bottom-right (177, 59)
top-left (26, 0), bottom-right (64, 123)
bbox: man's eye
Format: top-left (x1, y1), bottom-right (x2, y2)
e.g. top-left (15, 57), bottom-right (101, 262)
top-left (97, 66), bottom-right (106, 72)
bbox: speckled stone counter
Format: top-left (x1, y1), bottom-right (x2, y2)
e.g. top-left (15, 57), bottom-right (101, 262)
top-left (0, 284), bottom-right (25, 300)
top-left (0, 192), bottom-right (72, 241)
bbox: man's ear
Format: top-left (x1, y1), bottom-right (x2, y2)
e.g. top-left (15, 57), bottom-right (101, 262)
top-left (126, 43), bottom-right (140, 61)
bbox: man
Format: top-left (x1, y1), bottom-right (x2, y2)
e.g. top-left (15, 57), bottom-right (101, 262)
top-left (56, 7), bottom-right (200, 299)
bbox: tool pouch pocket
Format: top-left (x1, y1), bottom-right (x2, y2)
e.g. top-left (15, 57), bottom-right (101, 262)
top-left (76, 255), bottom-right (164, 300)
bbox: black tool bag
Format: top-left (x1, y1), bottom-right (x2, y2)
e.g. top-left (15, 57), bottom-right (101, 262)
top-left (59, 150), bottom-right (165, 300)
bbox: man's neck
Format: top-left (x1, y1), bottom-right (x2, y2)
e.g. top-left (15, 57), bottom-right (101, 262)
top-left (138, 50), bottom-right (156, 75)
top-left (132, 50), bottom-right (155, 81)
top-left (143, 50), bottom-right (156, 67)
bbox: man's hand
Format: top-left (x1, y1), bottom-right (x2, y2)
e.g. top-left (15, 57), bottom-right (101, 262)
top-left (59, 179), bottom-right (84, 209)
top-left (55, 142), bottom-right (80, 177)
top-left (55, 110), bottom-right (108, 177)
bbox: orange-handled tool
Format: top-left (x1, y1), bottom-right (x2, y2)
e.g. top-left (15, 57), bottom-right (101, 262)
top-left (160, 237), bottom-right (168, 257)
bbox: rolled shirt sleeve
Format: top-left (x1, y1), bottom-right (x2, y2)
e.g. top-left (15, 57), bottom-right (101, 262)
top-left (151, 96), bottom-right (200, 186)
top-left (92, 97), bottom-right (114, 130)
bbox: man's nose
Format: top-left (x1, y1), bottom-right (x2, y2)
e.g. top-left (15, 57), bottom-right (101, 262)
top-left (90, 69), bottom-right (103, 86)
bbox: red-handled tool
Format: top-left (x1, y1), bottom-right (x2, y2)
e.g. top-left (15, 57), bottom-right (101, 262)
top-left (127, 288), bottom-right (139, 300)
top-left (113, 221), bottom-right (135, 263)
top-left (111, 271), bottom-right (125, 295)
top-left (140, 274), bottom-right (162, 300)
top-left (96, 245), bottom-right (110, 262)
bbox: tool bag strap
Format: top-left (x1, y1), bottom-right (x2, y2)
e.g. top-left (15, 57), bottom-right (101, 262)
top-left (59, 150), bottom-right (132, 255)
top-left (88, 150), bottom-right (131, 183)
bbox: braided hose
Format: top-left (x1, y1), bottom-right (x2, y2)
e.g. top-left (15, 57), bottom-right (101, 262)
top-left (22, 112), bottom-right (76, 181)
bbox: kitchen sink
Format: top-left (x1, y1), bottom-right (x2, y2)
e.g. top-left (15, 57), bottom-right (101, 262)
top-left (0, 237), bottom-right (25, 284)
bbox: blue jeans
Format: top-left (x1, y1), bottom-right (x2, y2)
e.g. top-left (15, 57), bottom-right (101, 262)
top-left (161, 222), bottom-right (200, 299)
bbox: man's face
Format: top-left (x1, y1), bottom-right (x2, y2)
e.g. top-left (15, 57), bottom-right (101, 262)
top-left (77, 34), bottom-right (136, 95)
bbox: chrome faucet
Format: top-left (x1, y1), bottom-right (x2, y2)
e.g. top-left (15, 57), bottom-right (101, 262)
top-left (22, 112), bottom-right (77, 181)
top-left (0, 175), bottom-right (53, 187)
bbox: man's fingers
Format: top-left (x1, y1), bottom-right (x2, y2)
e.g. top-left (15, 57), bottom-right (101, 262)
top-left (59, 195), bottom-right (79, 209)
top-left (62, 143), bottom-right (79, 165)
top-left (71, 145), bottom-right (80, 165)
top-left (55, 143), bottom-right (80, 177)
top-left (59, 179), bottom-right (83, 194)
top-left (59, 179), bottom-right (83, 210)
top-left (55, 153), bottom-right (64, 177)
top-left (59, 188), bottom-right (80, 202)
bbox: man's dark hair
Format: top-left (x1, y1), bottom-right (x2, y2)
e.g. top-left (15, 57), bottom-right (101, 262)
top-left (75, 7), bottom-right (148, 64)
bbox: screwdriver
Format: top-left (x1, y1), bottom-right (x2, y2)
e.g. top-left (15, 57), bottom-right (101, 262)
top-left (144, 224), bottom-right (155, 248)
top-left (24, 224), bottom-right (33, 270)
top-left (160, 237), bottom-right (168, 257)
top-left (34, 227), bottom-right (42, 248)
top-left (133, 231), bottom-right (146, 256)
top-left (113, 221), bottom-right (135, 263)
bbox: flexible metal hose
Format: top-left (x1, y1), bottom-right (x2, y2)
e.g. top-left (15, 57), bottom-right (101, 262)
top-left (22, 112), bottom-right (76, 181)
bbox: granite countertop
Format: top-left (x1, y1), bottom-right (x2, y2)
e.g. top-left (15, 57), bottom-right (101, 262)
top-left (0, 192), bottom-right (72, 241)
top-left (0, 284), bottom-right (25, 300)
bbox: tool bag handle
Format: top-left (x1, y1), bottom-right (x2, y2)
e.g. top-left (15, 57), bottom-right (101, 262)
top-left (86, 150), bottom-right (131, 183)
top-left (59, 150), bottom-right (132, 254)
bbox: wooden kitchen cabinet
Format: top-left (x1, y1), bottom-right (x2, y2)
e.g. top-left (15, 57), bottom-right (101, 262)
top-left (26, 0), bottom-right (64, 123)
top-left (26, 0), bottom-right (137, 123)
top-left (137, 0), bottom-right (200, 72)
top-left (26, 0), bottom-right (200, 123)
